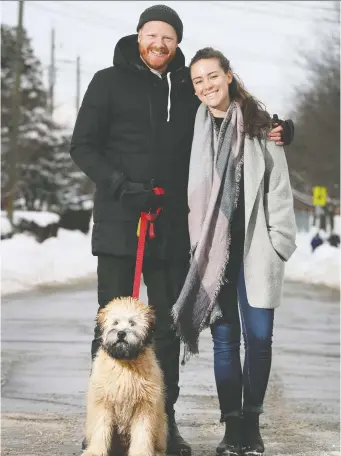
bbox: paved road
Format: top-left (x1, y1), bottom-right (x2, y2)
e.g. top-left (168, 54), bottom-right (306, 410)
top-left (1, 280), bottom-right (340, 456)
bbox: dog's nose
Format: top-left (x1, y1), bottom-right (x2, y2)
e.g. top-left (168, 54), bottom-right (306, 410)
top-left (117, 330), bottom-right (126, 339)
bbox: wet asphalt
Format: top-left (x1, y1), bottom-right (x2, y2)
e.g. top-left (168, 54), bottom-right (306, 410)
top-left (1, 280), bottom-right (340, 456)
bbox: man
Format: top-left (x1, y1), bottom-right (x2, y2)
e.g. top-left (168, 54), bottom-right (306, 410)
top-left (70, 5), bottom-right (295, 455)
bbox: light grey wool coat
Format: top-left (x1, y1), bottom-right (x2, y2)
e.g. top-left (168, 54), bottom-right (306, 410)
top-left (242, 136), bottom-right (297, 309)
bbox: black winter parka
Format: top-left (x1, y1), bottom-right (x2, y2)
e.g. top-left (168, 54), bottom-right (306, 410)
top-left (70, 35), bottom-right (200, 260)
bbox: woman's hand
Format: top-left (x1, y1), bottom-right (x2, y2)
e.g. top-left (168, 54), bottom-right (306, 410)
top-left (268, 125), bottom-right (284, 145)
top-left (267, 115), bottom-right (295, 146)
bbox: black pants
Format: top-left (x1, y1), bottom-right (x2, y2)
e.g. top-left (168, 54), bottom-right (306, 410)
top-left (92, 255), bottom-right (189, 414)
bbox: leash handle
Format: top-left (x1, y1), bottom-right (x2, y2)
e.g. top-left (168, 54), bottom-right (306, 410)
top-left (132, 187), bottom-right (165, 299)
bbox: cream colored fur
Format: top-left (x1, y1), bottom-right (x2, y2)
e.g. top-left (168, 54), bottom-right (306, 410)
top-left (83, 297), bottom-right (167, 456)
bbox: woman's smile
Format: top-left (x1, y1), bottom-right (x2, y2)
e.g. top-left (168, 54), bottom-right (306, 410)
top-left (205, 90), bottom-right (219, 99)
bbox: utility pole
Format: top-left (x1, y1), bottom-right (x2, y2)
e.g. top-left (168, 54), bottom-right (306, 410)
top-left (7, 0), bottom-right (24, 226)
top-left (76, 55), bottom-right (80, 116)
top-left (48, 27), bottom-right (55, 116)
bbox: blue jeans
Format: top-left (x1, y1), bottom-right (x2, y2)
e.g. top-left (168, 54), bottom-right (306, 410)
top-left (210, 266), bottom-right (274, 418)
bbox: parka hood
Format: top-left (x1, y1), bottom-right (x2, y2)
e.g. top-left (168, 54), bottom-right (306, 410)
top-left (113, 34), bottom-right (186, 74)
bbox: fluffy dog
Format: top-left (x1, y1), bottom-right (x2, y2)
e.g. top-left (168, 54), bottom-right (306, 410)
top-left (83, 297), bottom-right (167, 456)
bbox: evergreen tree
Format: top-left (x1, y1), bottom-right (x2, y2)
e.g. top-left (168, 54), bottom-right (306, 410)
top-left (1, 24), bottom-right (87, 212)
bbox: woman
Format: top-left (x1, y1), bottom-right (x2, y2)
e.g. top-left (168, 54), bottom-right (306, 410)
top-left (172, 48), bottom-right (297, 456)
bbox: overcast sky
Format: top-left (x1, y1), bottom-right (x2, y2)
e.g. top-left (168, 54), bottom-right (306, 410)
top-left (1, 1), bottom-right (337, 127)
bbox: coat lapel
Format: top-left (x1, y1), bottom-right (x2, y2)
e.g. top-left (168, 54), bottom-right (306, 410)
top-left (244, 137), bottom-right (265, 232)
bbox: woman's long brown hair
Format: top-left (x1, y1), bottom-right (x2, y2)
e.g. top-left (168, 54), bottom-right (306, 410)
top-left (190, 47), bottom-right (271, 138)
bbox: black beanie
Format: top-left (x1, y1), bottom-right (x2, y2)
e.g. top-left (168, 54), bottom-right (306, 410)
top-left (137, 4), bottom-right (183, 43)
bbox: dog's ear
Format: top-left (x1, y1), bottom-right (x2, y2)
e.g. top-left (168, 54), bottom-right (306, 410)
top-left (97, 307), bottom-right (106, 328)
top-left (145, 306), bottom-right (156, 332)
top-left (143, 306), bottom-right (156, 345)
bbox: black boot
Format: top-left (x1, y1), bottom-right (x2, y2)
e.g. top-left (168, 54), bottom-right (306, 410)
top-left (167, 410), bottom-right (192, 455)
top-left (216, 416), bottom-right (242, 456)
top-left (241, 412), bottom-right (264, 455)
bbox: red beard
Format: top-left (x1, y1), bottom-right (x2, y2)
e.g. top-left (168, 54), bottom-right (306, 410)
top-left (139, 43), bottom-right (176, 72)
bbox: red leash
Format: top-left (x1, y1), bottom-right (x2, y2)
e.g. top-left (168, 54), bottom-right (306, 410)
top-left (132, 187), bottom-right (164, 299)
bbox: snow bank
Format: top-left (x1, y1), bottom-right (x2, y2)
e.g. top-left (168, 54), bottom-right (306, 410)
top-left (1, 210), bottom-right (60, 238)
top-left (1, 215), bottom-right (12, 237)
top-left (286, 230), bottom-right (340, 290)
top-left (1, 210), bottom-right (59, 227)
top-left (1, 228), bottom-right (96, 296)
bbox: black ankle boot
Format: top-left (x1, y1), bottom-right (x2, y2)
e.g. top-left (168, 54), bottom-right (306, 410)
top-left (241, 412), bottom-right (264, 455)
top-left (167, 411), bottom-right (192, 455)
top-left (216, 416), bottom-right (242, 456)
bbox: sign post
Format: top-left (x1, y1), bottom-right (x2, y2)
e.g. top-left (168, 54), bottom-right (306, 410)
top-left (313, 186), bottom-right (327, 207)
top-left (313, 186), bottom-right (327, 230)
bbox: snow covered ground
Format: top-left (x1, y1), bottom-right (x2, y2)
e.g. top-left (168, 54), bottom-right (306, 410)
top-left (1, 212), bottom-right (340, 296)
top-left (1, 210), bottom-right (96, 296)
top-left (1, 210), bottom-right (59, 237)
top-left (285, 229), bottom-right (340, 290)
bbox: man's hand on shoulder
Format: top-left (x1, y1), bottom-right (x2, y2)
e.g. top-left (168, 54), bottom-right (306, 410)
top-left (267, 114), bottom-right (295, 147)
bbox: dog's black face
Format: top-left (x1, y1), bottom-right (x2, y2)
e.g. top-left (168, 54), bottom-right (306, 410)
top-left (99, 300), bottom-right (155, 361)
top-left (102, 337), bottom-right (145, 360)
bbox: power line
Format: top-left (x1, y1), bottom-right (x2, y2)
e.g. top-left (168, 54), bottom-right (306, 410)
top-left (41, 56), bottom-right (101, 72)
top-left (259, 1), bottom-right (336, 13)
top-left (51, 0), bottom-right (133, 30)
top-left (30, 1), bottom-right (282, 67)
top-left (210, 1), bottom-right (338, 24)
top-left (27, 1), bottom-right (324, 69)
top-left (25, 1), bottom-right (329, 124)
top-left (28, 1), bottom-right (130, 32)
top-left (56, 64), bottom-right (94, 77)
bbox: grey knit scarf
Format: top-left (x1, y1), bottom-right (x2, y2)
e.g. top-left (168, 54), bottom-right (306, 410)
top-left (171, 100), bottom-right (244, 358)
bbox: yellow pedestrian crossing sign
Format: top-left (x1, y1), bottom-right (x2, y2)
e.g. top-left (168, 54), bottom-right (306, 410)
top-left (313, 186), bottom-right (327, 206)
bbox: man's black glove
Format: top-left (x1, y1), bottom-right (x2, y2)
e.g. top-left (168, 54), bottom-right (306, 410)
top-left (272, 114), bottom-right (295, 146)
top-left (119, 181), bottom-right (166, 212)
